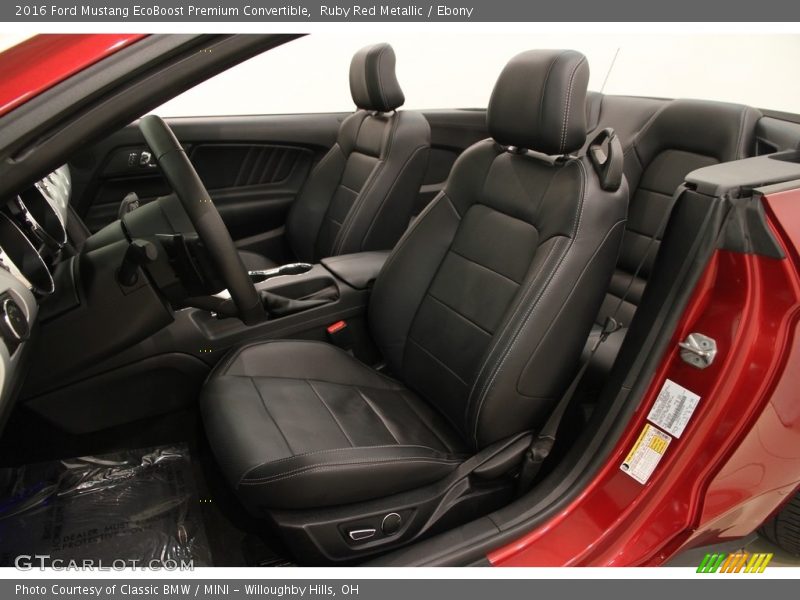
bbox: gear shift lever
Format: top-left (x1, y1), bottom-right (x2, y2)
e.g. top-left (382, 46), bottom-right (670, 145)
top-left (248, 262), bottom-right (313, 283)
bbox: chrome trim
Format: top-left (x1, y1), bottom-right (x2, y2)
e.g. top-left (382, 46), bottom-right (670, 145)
top-left (1, 297), bottom-right (27, 342)
top-left (0, 213), bottom-right (55, 296)
top-left (347, 528), bottom-right (376, 542)
top-left (381, 512), bottom-right (402, 535)
top-left (14, 165), bottom-right (70, 250)
top-left (13, 193), bottom-right (66, 249)
top-left (679, 332), bottom-right (717, 369)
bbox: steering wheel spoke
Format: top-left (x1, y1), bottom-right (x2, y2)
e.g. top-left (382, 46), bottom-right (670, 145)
top-left (139, 115), bottom-right (265, 325)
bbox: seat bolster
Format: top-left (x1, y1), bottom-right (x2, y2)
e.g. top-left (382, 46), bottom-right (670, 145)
top-left (202, 340), bottom-right (468, 511)
top-left (238, 445), bottom-right (462, 510)
top-left (467, 156), bottom-right (629, 446)
top-left (334, 111), bottom-right (431, 256)
top-left (201, 374), bottom-right (294, 491)
top-left (213, 339), bottom-right (404, 390)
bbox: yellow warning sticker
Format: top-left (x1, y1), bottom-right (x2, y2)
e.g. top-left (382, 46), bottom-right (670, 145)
top-left (620, 423), bottom-right (672, 484)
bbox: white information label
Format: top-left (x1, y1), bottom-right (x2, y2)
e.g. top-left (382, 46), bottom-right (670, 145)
top-left (646, 378), bottom-right (701, 438)
top-left (620, 423), bottom-right (671, 484)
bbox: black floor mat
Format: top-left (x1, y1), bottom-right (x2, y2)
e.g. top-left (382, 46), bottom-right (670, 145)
top-left (0, 444), bottom-right (211, 567)
top-left (191, 434), bottom-right (294, 567)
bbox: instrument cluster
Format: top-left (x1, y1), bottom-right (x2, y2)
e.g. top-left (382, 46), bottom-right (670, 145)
top-left (0, 165), bottom-right (71, 296)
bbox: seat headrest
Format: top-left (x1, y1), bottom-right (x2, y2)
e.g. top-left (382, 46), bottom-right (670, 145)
top-left (488, 49), bottom-right (589, 155)
top-left (634, 99), bottom-right (761, 165)
top-left (349, 43), bottom-right (405, 112)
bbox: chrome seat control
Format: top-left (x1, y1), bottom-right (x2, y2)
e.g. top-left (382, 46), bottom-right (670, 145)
top-left (347, 528), bottom-right (376, 542)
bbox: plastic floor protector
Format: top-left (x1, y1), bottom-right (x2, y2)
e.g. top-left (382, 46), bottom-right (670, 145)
top-left (0, 444), bottom-right (212, 567)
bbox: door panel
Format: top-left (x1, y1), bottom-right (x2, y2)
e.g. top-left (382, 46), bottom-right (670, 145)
top-left (69, 113), bottom-right (344, 260)
top-left (69, 110), bottom-right (489, 258)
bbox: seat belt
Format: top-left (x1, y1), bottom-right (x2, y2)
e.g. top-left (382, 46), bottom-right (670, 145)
top-left (516, 182), bottom-right (687, 493)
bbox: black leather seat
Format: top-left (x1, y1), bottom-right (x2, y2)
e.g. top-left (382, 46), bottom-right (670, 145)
top-left (202, 340), bottom-right (468, 509)
top-left (240, 43), bottom-right (430, 270)
top-left (202, 49), bottom-right (628, 558)
top-left (582, 99), bottom-right (760, 379)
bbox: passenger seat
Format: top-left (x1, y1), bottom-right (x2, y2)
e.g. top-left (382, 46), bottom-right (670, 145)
top-left (585, 99), bottom-right (761, 378)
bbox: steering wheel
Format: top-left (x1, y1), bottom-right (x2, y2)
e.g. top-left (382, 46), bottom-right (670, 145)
top-left (139, 115), bottom-right (265, 325)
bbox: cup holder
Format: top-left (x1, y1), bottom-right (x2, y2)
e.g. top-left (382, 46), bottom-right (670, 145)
top-left (248, 262), bottom-right (313, 284)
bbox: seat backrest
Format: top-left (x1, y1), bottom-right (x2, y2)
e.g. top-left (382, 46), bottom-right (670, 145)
top-left (595, 99), bottom-right (761, 328)
top-left (285, 43), bottom-right (431, 263)
top-left (369, 50), bottom-right (629, 450)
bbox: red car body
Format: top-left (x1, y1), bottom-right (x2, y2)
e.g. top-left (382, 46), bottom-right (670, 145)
top-left (2, 34), bottom-right (799, 567)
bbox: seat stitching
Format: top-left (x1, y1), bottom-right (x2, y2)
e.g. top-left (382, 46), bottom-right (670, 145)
top-left (249, 377), bottom-right (294, 455)
top-left (334, 115), bottom-right (394, 253)
top-left (334, 160), bottom-right (386, 254)
top-left (735, 105), bottom-right (748, 159)
top-left (405, 338), bottom-right (469, 386)
top-left (360, 142), bottom-right (430, 248)
top-left (448, 248), bottom-right (523, 286)
top-left (313, 115), bottom-right (369, 258)
top-left (467, 238), bottom-right (561, 403)
top-left (353, 387), bottom-right (400, 444)
top-left (377, 185), bottom-right (462, 279)
top-left (218, 339), bottom-right (404, 389)
top-left (240, 457), bottom-right (462, 485)
top-left (397, 390), bottom-right (459, 454)
top-left (470, 159), bottom-right (587, 444)
top-left (537, 54), bottom-right (561, 144)
top-left (306, 379), bottom-right (355, 448)
top-left (293, 142), bottom-right (347, 251)
top-left (466, 155), bottom-right (563, 397)
top-left (469, 238), bottom-right (568, 440)
top-left (334, 114), bottom-right (399, 254)
top-left (242, 374), bottom-right (403, 393)
top-left (560, 56), bottom-right (586, 153)
top-left (516, 218), bottom-right (628, 394)
top-left (375, 43), bottom-right (390, 110)
top-left (246, 443), bottom-right (450, 467)
top-left (392, 193), bottom-right (463, 372)
top-left (426, 292), bottom-right (494, 337)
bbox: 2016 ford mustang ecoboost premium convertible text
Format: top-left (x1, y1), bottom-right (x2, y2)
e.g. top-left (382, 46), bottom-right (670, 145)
top-left (0, 33), bottom-right (798, 567)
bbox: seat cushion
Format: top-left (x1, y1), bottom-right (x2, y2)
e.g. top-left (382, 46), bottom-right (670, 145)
top-left (238, 250), bottom-right (277, 271)
top-left (201, 340), bottom-right (467, 511)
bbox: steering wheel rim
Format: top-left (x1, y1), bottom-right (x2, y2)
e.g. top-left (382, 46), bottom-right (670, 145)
top-left (139, 115), bottom-right (265, 325)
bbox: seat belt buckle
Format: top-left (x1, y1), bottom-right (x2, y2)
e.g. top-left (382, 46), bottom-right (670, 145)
top-left (327, 320), bottom-right (354, 352)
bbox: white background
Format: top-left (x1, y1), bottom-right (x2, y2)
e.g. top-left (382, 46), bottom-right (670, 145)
top-left (156, 33), bottom-right (800, 115)
top-left (2, 32), bottom-right (800, 115)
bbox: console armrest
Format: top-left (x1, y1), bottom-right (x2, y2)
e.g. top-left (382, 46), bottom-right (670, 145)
top-left (321, 251), bottom-right (390, 290)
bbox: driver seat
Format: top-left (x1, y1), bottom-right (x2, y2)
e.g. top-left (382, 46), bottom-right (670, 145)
top-left (202, 49), bottom-right (628, 563)
top-left (239, 43), bottom-right (430, 270)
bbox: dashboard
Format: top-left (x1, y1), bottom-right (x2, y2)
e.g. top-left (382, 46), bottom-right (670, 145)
top-left (0, 165), bottom-right (71, 426)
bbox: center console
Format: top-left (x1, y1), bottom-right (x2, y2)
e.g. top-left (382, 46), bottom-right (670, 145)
top-left (23, 251), bottom-right (391, 433)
